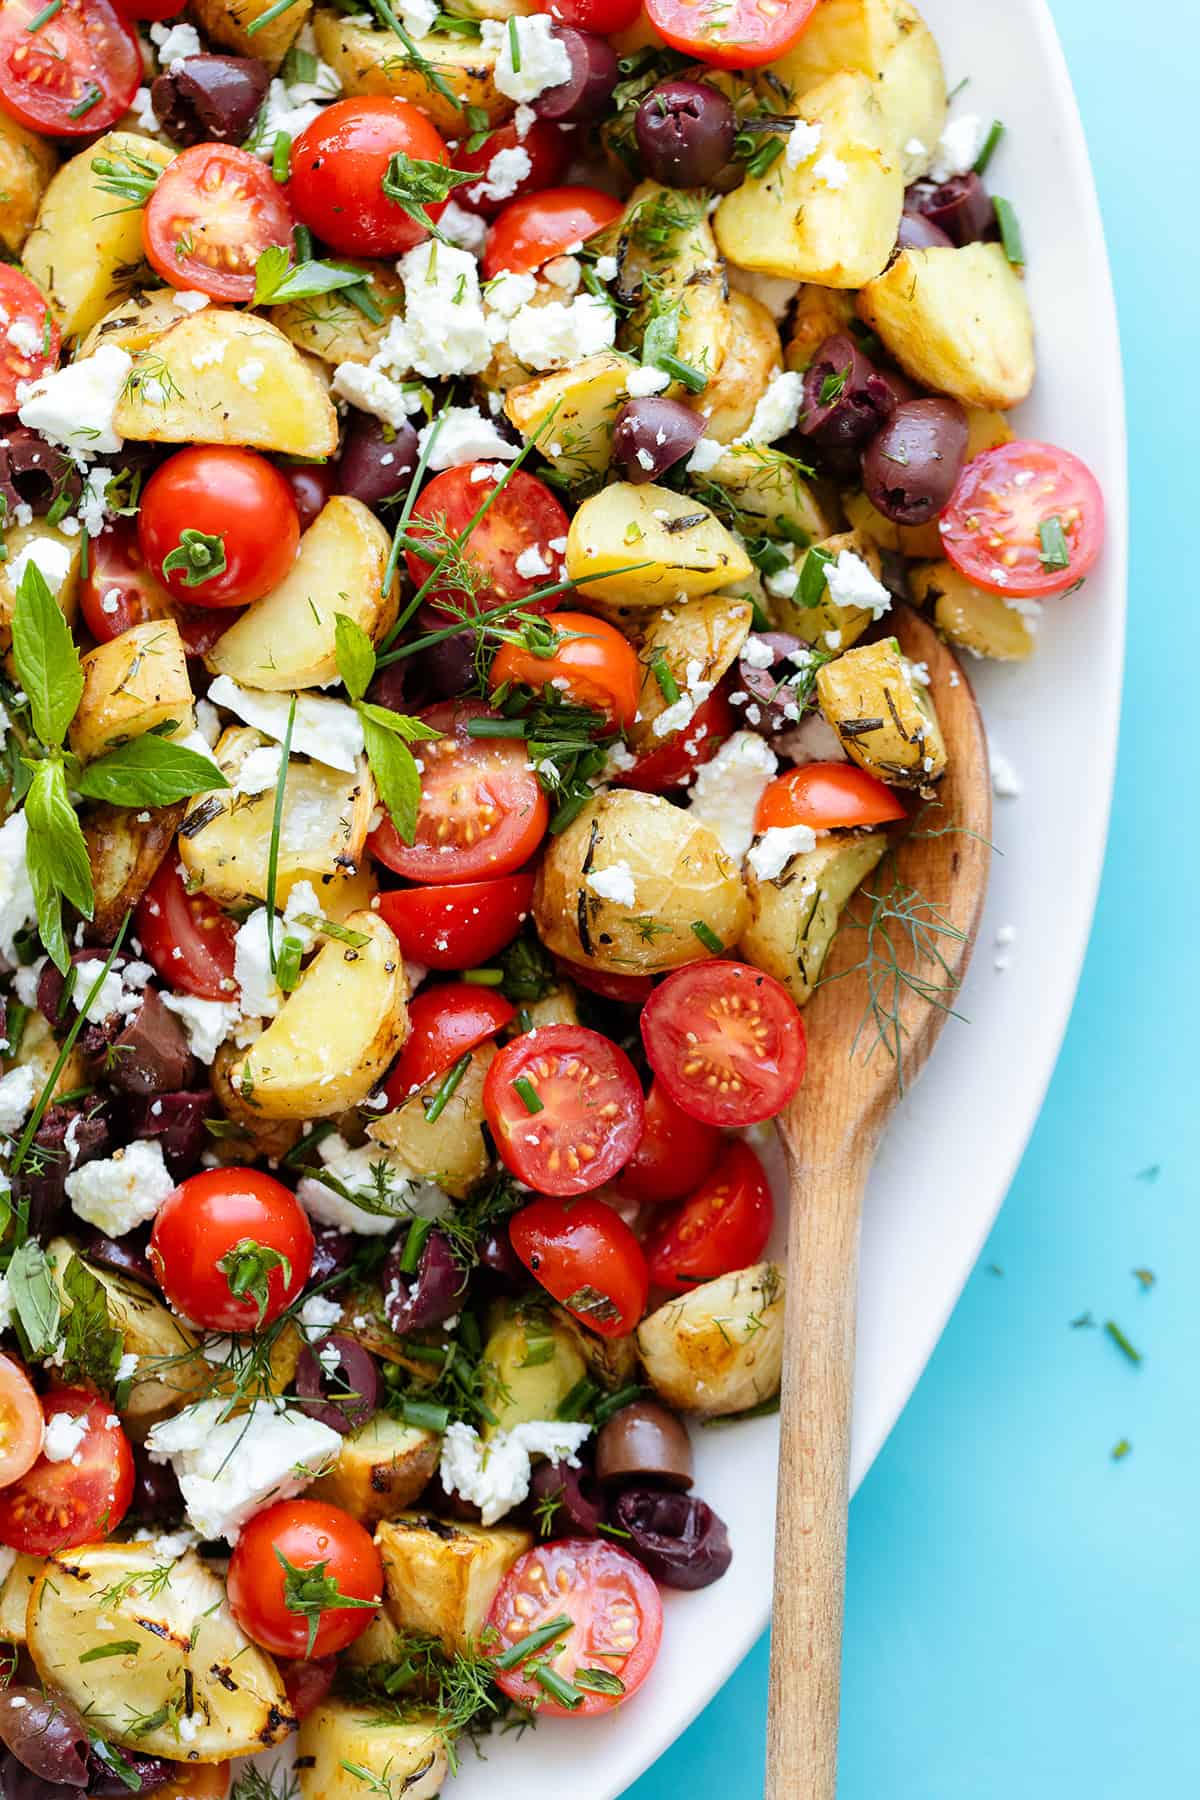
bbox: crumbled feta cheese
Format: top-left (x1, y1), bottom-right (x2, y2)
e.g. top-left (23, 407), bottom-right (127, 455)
top-left (785, 119), bottom-right (823, 169)
top-left (0, 1065), bottom-right (36, 1137)
top-left (0, 814), bottom-right (34, 965)
top-left (296, 1135), bottom-right (452, 1236)
top-left (65, 1140), bottom-right (175, 1237)
top-left (747, 823), bottom-right (817, 881)
top-left (688, 731), bottom-right (777, 863)
top-left (280, 48), bottom-right (341, 107)
top-left (43, 1412), bottom-right (89, 1463)
top-left (248, 79), bottom-right (325, 158)
top-left (478, 144), bottom-right (531, 203)
top-left (233, 895), bottom-right (319, 1024)
top-left (396, 0), bottom-right (437, 36)
top-left (726, 267), bottom-right (800, 322)
top-left (8, 536), bottom-right (74, 599)
top-left (587, 861), bottom-right (637, 907)
top-left (161, 993), bottom-right (241, 1064)
top-left (484, 270), bottom-right (538, 319)
top-left (377, 240), bottom-right (492, 379)
top-left (231, 743), bottom-right (283, 798)
top-left (512, 103), bottom-right (536, 139)
top-left (236, 358), bottom-right (265, 392)
top-left (687, 436), bottom-right (725, 475)
top-left (146, 1528), bottom-right (198, 1561)
top-left (514, 544), bottom-right (551, 579)
top-left (481, 15), bottom-right (571, 103)
top-left (129, 86), bottom-right (161, 134)
top-left (439, 1418), bottom-right (592, 1525)
top-left (813, 151), bottom-right (849, 189)
top-left (195, 698), bottom-right (221, 746)
top-left (149, 19), bottom-right (202, 65)
top-left (6, 318), bottom-right (41, 358)
top-left (737, 369), bottom-right (804, 445)
top-left (208, 676), bottom-right (364, 772)
top-left (930, 113), bottom-right (988, 184)
top-left (19, 345), bottom-right (131, 458)
top-left (505, 294), bottom-right (616, 370)
top-left (542, 254), bottom-right (581, 293)
top-left (116, 1352), bottom-right (139, 1384)
top-left (740, 636), bottom-right (776, 670)
top-left (989, 748), bottom-right (1023, 798)
top-left (172, 289), bottom-right (210, 314)
top-left (0, 1276), bottom-right (13, 1336)
top-left (593, 254), bottom-right (619, 282)
top-left (146, 1401), bottom-right (342, 1543)
top-left (332, 360), bottom-right (424, 431)
top-left (418, 405), bottom-right (518, 471)
top-left (625, 363), bottom-right (670, 398)
top-left (437, 199), bottom-right (488, 255)
top-left (764, 562), bottom-right (800, 601)
top-left (824, 548), bottom-right (892, 618)
top-left (71, 958), bottom-right (127, 1025)
top-left (189, 341), bottom-right (226, 371)
top-left (298, 1293), bottom-right (344, 1341)
top-left (79, 465), bottom-right (113, 537)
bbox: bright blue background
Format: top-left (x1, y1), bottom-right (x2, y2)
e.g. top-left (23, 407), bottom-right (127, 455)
top-left (628, 5), bottom-right (1195, 1794)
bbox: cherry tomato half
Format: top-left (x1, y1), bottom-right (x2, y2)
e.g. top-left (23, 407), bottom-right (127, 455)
top-left (150, 1168), bottom-right (314, 1332)
top-left (368, 701), bottom-right (549, 885)
top-left (614, 684), bottom-right (734, 793)
top-left (644, 1140), bottom-right (773, 1289)
top-left (939, 439), bottom-right (1105, 599)
top-left (406, 465), bottom-right (569, 619)
top-left (144, 144), bottom-right (295, 302)
top-left (227, 1500), bottom-right (383, 1660)
top-left (510, 1193), bottom-right (649, 1336)
top-left (117, 0), bottom-right (186, 15)
top-left (755, 763), bottom-right (906, 833)
top-left (641, 960), bottom-right (806, 1127)
top-left (453, 118), bottom-right (570, 219)
top-left (615, 1080), bottom-right (722, 1204)
top-left (646, 0), bottom-right (818, 68)
top-left (136, 860), bottom-right (239, 1003)
top-left (488, 1539), bottom-right (662, 1714)
top-left (376, 873), bottom-right (534, 968)
top-left (535, 0), bottom-right (642, 33)
top-left (491, 611), bottom-right (640, 731)
top-left (290, 98), bottom-right (450, 257)
top-left (0, 0), bottom-right (140, 136)
top-left (385, 982), bottom-right (515, 1103)
top-left (0, 1355), bottom-right (44, 1489)
top-left (555, 958), bottom-right (655, 1005)
top-left (0, 1391), bottom-right (133, 1554)
top-left (488, 1024), bottom-right (646, 1203)
top-left (0, 267), bottom-right (58, 412)
top-left (483, 186), bottom-right (623, 280)
top-left (139, 447), bottom-right (301, 608)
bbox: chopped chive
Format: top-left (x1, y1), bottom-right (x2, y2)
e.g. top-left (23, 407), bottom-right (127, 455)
top-left (574, 1668), bottom-right (625, 1696)
top-left (1104, 1320), bottom-right (1142, 1366)
top-left (512, 1075), bottom-right (543, 1114)
top-left (507, 15), bottom-right (521, 70)
top-left (272, 132), bottom-right (293, 184)
top-left (1037, 514), bottom-right (1070, 572)
top-left (400, 1399), bottom-right (451, 1432)
top-left (26, 0), bottom-right (62, 29)
top-left (343, 280), bottom-right (383, 324)
top-left (1132, 1267), bottom-right (1156, 1291)
top-left (398, 1215), bottom-right (434, 1274)
top-left (993, 196), bottom-right (1024, 265)
top-left (973, 119), bottom-right (1004, 175)
top-left (1111, 1438), bottom-right (1132, 1461)
top-left (691, 921), bottom-right (723, 953)
top-left (282, 1120), bottom-right (337, 1167)
top-left (592, 1382), bottom-right (647, 1427)
top-left (462, 968), bottom-right (504, 986)
top-left (79, 1642), bottom-right (140, 1663)
top-left (424, 1051), bottom-right (471, 1124)
top-left (67, 83), bottom-right (102, 120)
top-left (466, 717), bottom-right (529, 739)
top-left (245, 0), bottom-right (306, 33)
top-left (276, 935), bottom-right (304, 993)
top-left (264, 695), bottom-right (297, 973)
top-left (818, 365), bottom-right (849, 406)
top-left (532, 1664), bottom-right (583, 1709)
top-left (293, 913), bottom-right (371, 948)
top-left (556, 1375), bottom-right (599, 1421)
top-left (293, 224), bottom-right (314, 264)
top-left (798, 544), bottom-right (835, 608)
top-left (656, 352), bottom-right (706, 394)
top-left (648, 650), bottom-right (679, 704)
top-left (492, 1615), bottom-right (572, 1671)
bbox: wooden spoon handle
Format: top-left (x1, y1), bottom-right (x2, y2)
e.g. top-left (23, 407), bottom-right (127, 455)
top-left (764, 1142), bottom-right (873, 1800)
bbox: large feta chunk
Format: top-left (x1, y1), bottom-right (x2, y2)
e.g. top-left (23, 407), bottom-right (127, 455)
top-left (823, 548), bottom-right (892, 619)
top-left (8, 537), bottom-right (73, 599)
top-left (161, 993), bottom-right (241, 1063)
top-left (380, 241), bottom-right (492, 380)
top-left (331, 361), bottom-right (424, 431)
top-left (439, 1418), bottom-right (592, 1525)
top-left (480, 15), bottom-right (571, 103)
top-left (736, 369), bottom-right (805, 445)
top-left (18, 346), bottom-right (131, 458)
top-left (206, 676), bottom-right (364, 772)
top-left (417, 405), bottom-right (519, 470)
top-left (687, 730), bottom-right (778, 864)
top-left (505, 295), bottom-right (616, 370)
top-left (65, 1139), bottom-right (175, 1237)
top-left (146, 1401), bottom-right (342, 1542)
top-left (747, 823), bottom-right (817, 881)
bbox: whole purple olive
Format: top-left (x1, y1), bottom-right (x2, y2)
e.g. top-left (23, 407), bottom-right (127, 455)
top-left (125, 1090), bottom-right (212, 1180)
top-left (382, 1230), bottom-right (462, 1336)
top-left (79, 1225), bottom-right (154, 1289)
top-left (634, 79), bottom-right (736, 188)
top-left (798, 332), bottom-right (904, 453)
top-left (336, 413), bottom-right (418, 509)
top-left (861, 397), bottom-right (969, 525)
top-left (405, 631), bottom-right (478, 705)
top-left (150, 55), bottom-right (270, 147)
top-left (12, 1104), bottom-right (111, 1238)
top-left (87, 1753), bottom-right (173, 1798)
top-left (475, 1224), bottom-right (525, 1290)
top-left (907, 172), bottom-right (996, 246)
top-left (611, 397), bottom-right (704, 485)
top-left (736, 631), bottom-right (811, 735)
top-left (897, 209), bottom-right (954, 250)
top-left (612, 1488), bottom-right (733, 1589)
top-left (528, 1458), bottom-right (606, 1537)
top-left (0, 1751), bottom-right (80, 1800)
top-left (0, 1690), bottom-right (89, 1787)
top-left (295, 1334), bottom-right (380, 1435)
top-left (128, 1445), bottom-right (183, 1523)
top-left (0, 428), bottom-right (82, 520)
top-left (534, 28), bottom-right (619, 124)
top-left (594, 1400), bottom-right (693, 1490)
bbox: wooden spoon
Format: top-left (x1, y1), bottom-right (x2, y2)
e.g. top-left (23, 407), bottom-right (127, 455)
top-left (764, 604), bottom-right (992, 1799)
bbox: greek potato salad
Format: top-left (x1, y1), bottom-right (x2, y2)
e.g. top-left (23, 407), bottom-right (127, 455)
top-left (0, 0), bottom-right (1103, 1789)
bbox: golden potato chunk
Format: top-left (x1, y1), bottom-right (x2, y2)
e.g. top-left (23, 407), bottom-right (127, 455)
top-left (637, 1263), bottom-right (786, 1416)
top-left (566, 482), bottom-right (751, 612)
top-left (816, 637), bottom-right (948, 789)
top-left (308, 1415), bottom-right (442, 1524)
top-left (298, 1702), bottom-right (446, 1800)
top-left (0, 111), bottom-right (57, 256)
top-left (740, 833), bottom-right (890, 1005)
top-left (313, 11), bottom-right (512, 132)
top-left (190, 0), bottom-right (311, 67)
top-left (69, 620), bottom-right (193, 764)
top-left (630, 593), bottom-right (753, 752)
top-left (376, 1515), bottom-right (531, 1655)
top-left (909, 560), bottom-right (1035, 660)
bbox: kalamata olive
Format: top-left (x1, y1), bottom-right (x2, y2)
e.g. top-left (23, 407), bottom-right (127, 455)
top-left (595, 1400), bottom-right (694, 1491)
top-left (87, 1753), bottom-right (173, 1798)
top-left (79, 1225), bottom-right (154, 1289)
top-left (897, 208), bottom-right (954, 250)
top-left (634, 79), bottom-right (737, 188)
top-left (405, 630), bottom-right (478, 705)
top-left (612, 398), bottom-right (704, 485)
top-left (0, 427), bottom-right (82, 520)
top-left (0, 1689), bottom-right (89, 1786)
top-left (12, 1104), bottom-right (112, 1238)
top-left (128, 1445), bottom-right (183, 1522)
top-left (798, 333), bottom-right (903, 453)
top-left (335, 413), bottom-right (417, 509)
top-left (612, 1488), bottom-right (732, 1589)
top-left (150, 55), bottom-right (270, 147)
top-left (125, 1090), bottom-right (213, 1180)
top-left (105, 989), bottom-right (195, 1098)
top-left (736, 631), bottom-right (811, 736)
top-left (528, 1458), bottom-right (606, 1537)
top-left (907, 171), bottom-right (996, 246)
top-left (861, 397), bottom-right (969, 525)
top-left (382, 1230), bottom-right (462, 1336)
top-left (475, 1224), bottom-right (525, 1291)
top-left (295, 1334), bottom-right (380, 1435)
top-left (309, 1228), bottom-right (355, 1284)
top-left (534, 28), bottom-right (618, 124)
top-left (0, 1751), bottom-right (80, 1800)
top-left (281, 462), bottom-right (335, 532)
top-left (421, 1474), bottom-right (483, 1523)
top-left (37, 951), bottom-right (130, 1055)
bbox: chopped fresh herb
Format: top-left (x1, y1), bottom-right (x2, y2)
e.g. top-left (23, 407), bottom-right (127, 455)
top-left (1069, 1311), bottom-right (1095, 1329)
top-left (6, 1239), bottom-right (61, 1359)
top-left (798, 545), bottom-right (835, 609)
top-left (276, 1549), bottom-right (377, 1657)
top-left (656, 351), bottom-right (707, 394)
top-left (993, 195), bottom-right (1024, 265)
top-left (218, 1239), bottom-right (293, 1327)
top-left (462, 967), bottom-right (504, 987)
top-left (380, 152), bottom-right (476, 243)
top-left (400, 1398), bottom-right (452, 1433)
top-left (648, 649), bottom-right (679, 704)
top-left (245, 0), bottom-right (306, 32)
top-left (819, 365), bottom-right (849, 406)
top-left (973, 119), bottom-right (1005, 175)
top-left (532, 1664), bottom-right (583, 1709)
top-left (507, 15), bottom-right (521, 70)
top-left (512, 1076), bottom-right (544, 1115)
top-left (276, 935), bottom-right (304, 993)
top-left (59, 1255), bottom-right (124, 1394)
top-left (253, 245), bottom-right (377, 307)
top-left (79, 1642), bottom-right (141, 1664)
top-left (1131, 1267), bottom-right (1156, 1292)
top-left (1111, 1438), bottom-right (1132, 1462)
top-left (492, 1615), bottom-right (572, 1671)
top-left (264, 694), bottom-right (297, 972)
top-left (1037, 514), bottom-right (1071, 571)
top-left (67, 84), bottom-right (102, 120)
top-left (573, 1668), bottom-right (625, 1697)
top-left (690, 921), bottom-right (724, 954)
top-left (26, 0), bottom-right (63, 30)
top-left (271, 132), bottom-right (292, 184)
top-left (1103, 1320), bottom-right (1142, 1366)
top-left (423, 1051), bottom-right (472, 1124)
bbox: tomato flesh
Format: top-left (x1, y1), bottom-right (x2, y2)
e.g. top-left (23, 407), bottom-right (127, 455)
top-left (755, 763), bottom-right (906, 833)
top-left (227, 1500), bottom-right (383, 1660)
top-left (139, 447), bottom-right (301, 609)
top-left (144, 145), bottom-right (295, 302)
top-left (940, 439), bottom-right (1105, 599)
top-left (614, 684), bottom-right (734, 793)
top-left (406, 466), bottom-right (569, 618)
top-left (488, 1540), bottom-right (662, 1715)
top-left (0, 1355), bottom-right (45, 1489)
top-left (0, 0), bottom-right (139, 135)
top-left (368, 701), bottom-right (549, 885)
top-left (645, 0), bottom-right (818, 68)
top-left (641, 960), bottom-right (806, 1127)
top-left (491, 611), bottom-right (641, 731)
top-left (136, 860), bottom-right (238, 1003)
top-left (616, 1080), bottom-right (722, 1204)
top-left (483, 186), bottom-right (623, 280)
top-left (644, 1140), bottom-right (773, 1289)
top-left (487, 1024), bottom-right (645, 1203)
top-left (385, 981), bottom-right (515, 1102)
top-left (0, 267), bottom-right (58, 412)
top-left (0, 1391), bottom-right (133, 1554)
top-left (376, 874), bottom-right (534, 968)
top-left (290, 98), bottom-right (450, 257)
top-left (150, 1168), bottom-right (314, 1332)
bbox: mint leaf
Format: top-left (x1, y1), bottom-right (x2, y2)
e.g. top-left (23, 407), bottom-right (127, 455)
top-left (77, 736), bottom-right (228, 808)
top-left (254, 248), bottom-right (377, 307)
top-left (11, 561), bottom-right (83, 750)
top-left (7, 1241), bottom-right (62, 1359)
top-left (24, 759), bottom-right (93, 968)
top-left (356, 702), bottom-right (442, 742)
top-left (334, 614), bottom-right (377, 703)
top-left (380, 151), bottom-right (476, 241)
top-left (361, 714), bottom-right (421, 843)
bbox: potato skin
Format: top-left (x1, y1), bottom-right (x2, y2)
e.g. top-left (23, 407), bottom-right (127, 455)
top-left (566, 482), bottom-right (752, 615)
top-left (312, 11), bottom-right (512, 131)
top-left (696, 290), bottom-right (782, 443)
top-left (740, 832), bottom-right (890, 1004)
top-left (307, 1415), bottom-right (441, 1525)
top-left (367, 1043), bottom-right (495, 1198)
top-left (189, 0), bottom-right (311, 67)
top-left (375, 1516), bottom-right (532, 1655)
top-left (909, 559), bottom-right (1035, 660)
top-left (82, 803), bottom-right (184, 945)
top-left (533, 791), bottom-right (749, 975)
top-left (69, 621), bottom-right (194, 764)
top-left (816, 638), bottom-right (948, 790)
top-left (0, 111), bottom-right (57, 256)
top-left (505, 351), bottom-right (635, 485)
top-left (630, 593), bottom-right (753, 753)
top-left (637, 1262), bottom-right (786, 1416)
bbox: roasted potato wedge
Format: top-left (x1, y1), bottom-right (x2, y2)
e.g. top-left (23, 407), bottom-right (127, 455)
top-left (69, 621), bottom-right (193, 764)
top-left (269, 262), bottom-right (405, 366)
top-left (79, 288), bottom-right (196, 360)
top-left (784, 284), bottom-right (858, 371)
top-left (114, 310), bottom-right (338, 458)
top-left (857, 243), bottom-right (1036, 410)
top-left (816, 637), bottom-right (948, 788)
top-left (770, 530), bottom-right (887, 649)
top-left (740, 831), bottom-right (890, 1003)
top-left (210, 1044), bottom-right (302, 1161)
top-left (189, 0), bottom-right (311, 66)
top-left (480, 1300), bottom-right (587, 1434)
top-left (308, 1415), bottom-right (441, 1524)
top-left (206, 498), bottom-right (399, 690)
top-left (637, 1262), bottom-right (786, 1416)
top-left (297, 1701), bottom-right (446, 1800)
top-left (313, 11), bottom-right (511, 132)
top-left (27, 1544), bottom-right (294, 1759)
top-left (714, 72), bottom-right (902, 287)
top-left (630, 593), bottom-right (753, 752)
top-left (909, 559), bottom-right (1035, 660)
top-left (616, 182), bottom-right (731, 393)
top-left (8, 1012), bottom-right (88, 1103)
top-left (695, 290), bottom-right (782, 443)
top-left (566, 482), bottom-right (751, 614)
top-left (227, 911), bottom-right (408, 1119)
top-left (0, 111), bottom-right (57, 256)
top-left (689, 445), bottom-right (835, 547)
top-left (82, 802), bottom-right (185, 945)
top-left (0, 1555), bottom-right (43, 1645)
top-left (367, 1043), bottom-right (495, 1198)
top-left (23, 134), bottom-right (174, 342)
top-left (505, 351), bottom-right (635, 484)
top-left (533, 791), bottom-right (749, 975)
top-left (376, 1515), bottom-right (531, 1655)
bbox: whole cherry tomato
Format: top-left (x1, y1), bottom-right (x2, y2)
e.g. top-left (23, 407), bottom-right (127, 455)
top-left (139, 447), bottom-right (300, 608)
top-left (491, 612), bottom-right (640, 730)
top-left (150, 1168), bottom-right (314, 1331)
top-left (290, 98), bottom-right (450, 257)
top-left (227, 1500), bottom-right (383, 1659)
top-left (510, 1193), bottom-right (650, 1336)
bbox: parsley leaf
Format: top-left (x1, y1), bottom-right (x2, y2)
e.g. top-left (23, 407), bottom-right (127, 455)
top-left (253, 246), bottom-right (379, 308)
top-left (276, 1549), bottom-right (377, 1656)
top-left (360, 715), bottom-right (422, 843)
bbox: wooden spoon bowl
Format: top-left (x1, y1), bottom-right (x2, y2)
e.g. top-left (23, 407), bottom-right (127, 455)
top-left (765, 605), bottom-right (992, 1798)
